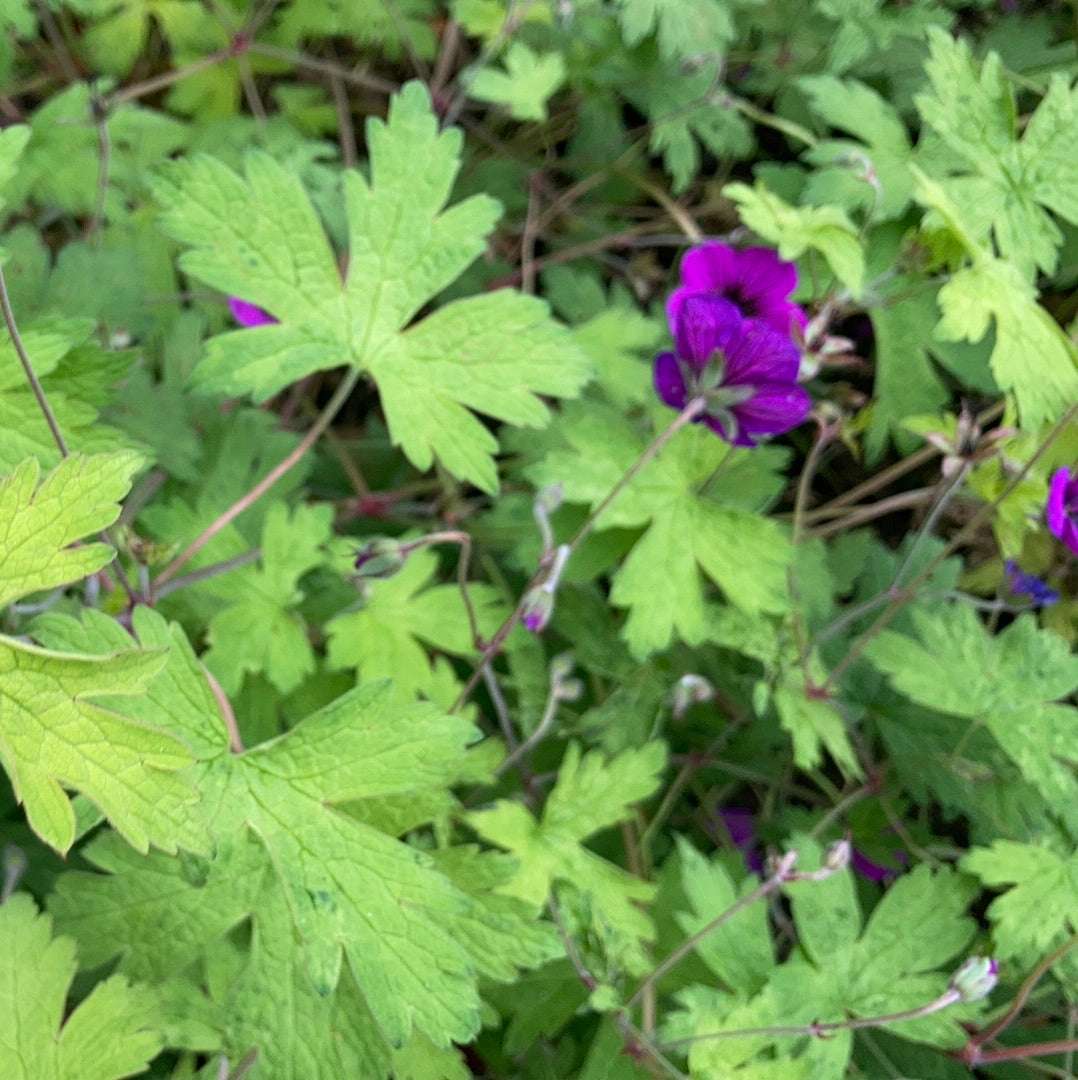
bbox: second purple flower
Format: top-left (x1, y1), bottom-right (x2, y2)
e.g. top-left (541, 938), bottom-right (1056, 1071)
top-left (653, 295), bottom-right (811, 447)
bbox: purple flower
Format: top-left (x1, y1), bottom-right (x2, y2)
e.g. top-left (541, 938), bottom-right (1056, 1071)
top-left (667, 243), bottom-right (807, 339)
top-left (1004, 560), bottom-right (1059, 608)
top-left (1047, 467), bottom-right (1078, 557)
top-left (228, 297), bottom-right (276, 328)
top-left (653, 295), bottom-right (812, 446)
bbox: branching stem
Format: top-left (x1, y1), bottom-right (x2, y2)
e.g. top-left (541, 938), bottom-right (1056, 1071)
top-left (153, 369), bottom-right (361, 591)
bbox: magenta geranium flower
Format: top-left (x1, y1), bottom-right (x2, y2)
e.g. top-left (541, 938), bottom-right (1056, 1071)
top-left (1047, 467), bottom-right (1078, 557)
top-left (667, 243), bottom-right (807, 339)
top-left (653, 295), bottom-right (811, 446)
top-left (229, 297), bottom-right (276, 327)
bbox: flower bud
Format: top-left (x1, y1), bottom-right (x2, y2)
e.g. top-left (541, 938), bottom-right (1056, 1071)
top-left (520, 587), bottom-right (555, 634)
top-left (949, 956), bottom-right (999, 1003)
top-left (535, 483), bottom-right (564, 515)
top-left (352, 538), bottom-right (408, 580)
top-left (823, 839), bottom-right (851, 873)
top-left (671, 674), bottom-right (714, 718)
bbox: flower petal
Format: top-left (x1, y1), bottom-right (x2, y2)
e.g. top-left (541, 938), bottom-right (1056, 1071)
top-left (674, 295), bottom-right (743, 367)
top-left (666, 243), bottom-right (738, 330)
top-left (680, 243), bottom-right (739, 293)
top-left (722, 318), bottom-right (801, 386)
top-left (229, 297), bottom-right (277, 328)
top-left (1046, 467), bottom-right (1071, 539)
top-left (734, 246), bottom-right (798, 303)
top-left (653, 351), bottom-right (688, 410)
top-left (730, 383), bottom-right (812, 438)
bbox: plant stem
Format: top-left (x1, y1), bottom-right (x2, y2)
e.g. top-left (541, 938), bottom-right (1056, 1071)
top-left (105, 49), bottom-right (235, 108)
top-left (626, 852), bottom-right (797, 1011)
top-left (495, 663), bottom-right (562, 778)
top-left (968, 1040), bottom-right (1078, 1067)
top-left (965, 934), bottom-right (1078, 1056)
top-left (824, 402), bottom-right (1077, 691)
top-left (202, 664), bottom-right (243, 754)
top-left (809, 487), bottom-right (935, 539)
top-left (661, 989), bottom-right (961, 1050)
top-left (451, 397), bottom-right (706, 712)
top-left (151, 548), bottom-right (261, 602)
top-left (153, 369), bottom-right (361, 591)
top-left (0, 265), bottom-right (68, 458)
top-left (248, 43), bottom-right (397, 94)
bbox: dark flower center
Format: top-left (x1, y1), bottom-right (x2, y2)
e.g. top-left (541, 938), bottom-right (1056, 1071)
top-left (723, 285), bottom-right (760, 319)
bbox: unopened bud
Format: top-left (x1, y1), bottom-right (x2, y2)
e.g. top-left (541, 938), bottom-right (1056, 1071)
top-left (671, 674), bottom-right (714, 718)
top-left (352, 538), bottom-right (408, 580)
top-left (520, 587), bottom-right (555, 634)
top-left (949, 956), bottom-right (999, 1003)
top-left (535, 483), bottom-right (564, 515)
top-left (550, 652), bottom-right (575, 683)
top-left (823, 839), bottom-right (851, 873)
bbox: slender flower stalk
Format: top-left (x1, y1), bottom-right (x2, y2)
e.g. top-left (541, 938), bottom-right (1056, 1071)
top-left (153, 369), bottom-right (362, 591)
top-left (451, 395), bottom-right (709, 713)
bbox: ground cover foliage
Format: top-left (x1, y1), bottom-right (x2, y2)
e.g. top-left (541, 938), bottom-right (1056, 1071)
top-left (0, 0), bottom-right (1076, 1077)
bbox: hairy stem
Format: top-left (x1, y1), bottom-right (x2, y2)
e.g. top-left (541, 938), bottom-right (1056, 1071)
top-left (662, 989), bottom-right (961, 1051)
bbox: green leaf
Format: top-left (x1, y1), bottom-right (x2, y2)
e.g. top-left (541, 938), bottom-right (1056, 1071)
top-left (676, 838), bottom-right (774, 995)
top-left (0, 452), bottom-right (140, 607)
top-left (963, 841), bottom-right (1078, 959)
top-left (724, 180), bottom-right (865, 296)
top-left (528, 403), bottom-right (792, 658)
top-left (800, 76), bottom-right (913, 220)
top-left (0, 321), bottom-right (141, 471)
top-left (0, 629), bottom-right (204, 855)
top-left (469, 742), bottom-right (665, 966)
top-left (915, 28), bottom-right (1078, 278)
top-left (625, 66), bottom-right (753, 194)
top-left (48, 614), bottom-right (547, 1061)
top-left (0, 123), bottom-right (29, 212)
top-left (0, 893), bottom-right (163, 1080)
top-left (867, 604), bottom-right (1078, 827)
top-left (154, 81), bottom-right (589, 492)
top-left (774, 671), bottom-right (860, 777)
top-left (616, 0), bottom-right (735, 61)
top-left (469, 43), bottom-right (567, 121)
top-left (326, 544), bottom-right (505, 702)
top-left (203, 502), bottom-right (332, 695)
top-left (769, 851), bottom-right (976, 1078)
top-left (913, 169), bottom-right (1078, 431)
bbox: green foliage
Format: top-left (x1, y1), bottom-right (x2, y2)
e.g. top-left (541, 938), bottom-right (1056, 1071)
top-left (867, 604), bottom-right (1078, 828)
top-left (916, 28), bottom-right (1078, 278)
top-left (0, 893), bottom-right (163, 1079)
top-left (529, 402), bottom-right (792, 657)
top-left (724, 181), bottom-right (865, 296)
top-left (963, 841), bottom-right (1078, 959)
top-left (154, 81), bottom-right (589, 492)
top-left (0, 452), bottom-right (139, 607)
top-left (470, 43), bottom-right (567, 121)
top-left (327, 544), bottom-right (505, 703)
top-left (2, 4), bottom-right (1077, 1076)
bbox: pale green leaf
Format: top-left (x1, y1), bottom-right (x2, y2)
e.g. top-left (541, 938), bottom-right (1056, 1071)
top-left (529, 403), bottom-right (792, 658)
top-left (469, 43), bottom-right (566, 121)
top-left (0, 632), bottom-right (204, 855)
top-left (0, 452), bottom-right (140, 608)
top-left (326, 544), bottom-right (505, 701)
top-left (916, 28), bottom-right (1078, 277)
top-left (155, 82), bottom-right (589, 492)
top-left (963, 841), bottom-right (1078, 958)
top-left (0, 894), bottom-right (163, 1080)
